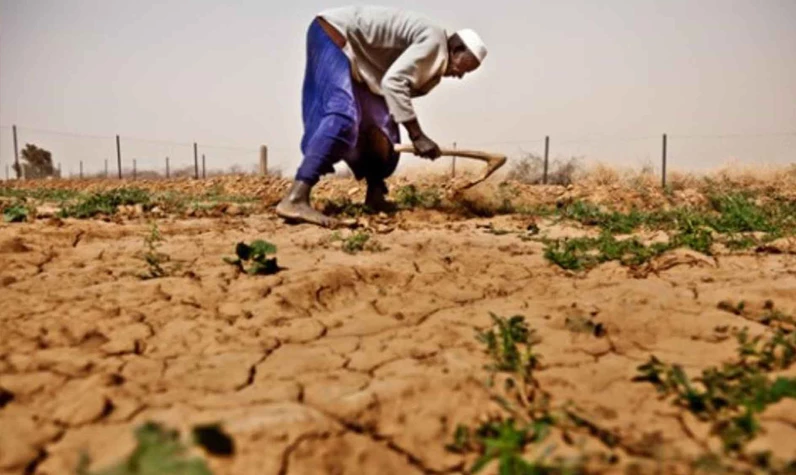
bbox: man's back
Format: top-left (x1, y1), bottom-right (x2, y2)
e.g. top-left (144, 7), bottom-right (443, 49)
top-left (319, 5), bottom-right (449, 122)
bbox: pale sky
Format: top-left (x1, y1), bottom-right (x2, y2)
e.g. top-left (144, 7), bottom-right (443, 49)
top-left (1, 0), bottom-right (794, 177)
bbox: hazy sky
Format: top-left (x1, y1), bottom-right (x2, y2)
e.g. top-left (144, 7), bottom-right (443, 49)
top-left (1, 0), bottom-right (794, 176)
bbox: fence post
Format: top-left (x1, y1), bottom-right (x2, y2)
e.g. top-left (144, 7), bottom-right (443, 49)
top-left (116, 135), bottom-right (122, 179)
top-left (104, 159), bottom-right (108, 178)
top-left (202, 154), bottom-right (206, 178)
top-left (57, 163), bottom-right (61, 178)
top-left (543, 135), bottom-right (550, 185)
top-left (133, 159), bottom-right (137, 180)
top-left (259, 145), bottom-right (268, 176)
top-left (12, 125), bottom-right (20, 179)
top-left (80, 161), bottom-right (83, 179)
top-left (5, 165), bottom-right (8, 181)
top-left (193, 143), bottom-right (199, 179)
top-left (451, 142), bottom-right (457, 177)
top-left (166, 156), bottom-right (170, 178)
top-left (662, 133), bottom-right (668, 188)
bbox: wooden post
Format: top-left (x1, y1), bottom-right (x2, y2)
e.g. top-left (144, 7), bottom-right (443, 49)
top-left (80, 161), bottom-right (83, 179)
top-left (104, 159), bottom-right (108, 178)
top-left (259, 145), bottom-right (268, 176)
top-left (543, 135), bottom-right (550, 185)
top-left (166, 156), bottom-right (170, 178)
top-left (116, 135), bottom-right (122, 179)
top-left (57, 163), bottom-right (61, 178)
top-left (12, 125), bottom-right (20, 179)
top-left (5, 165), bottom-right (8, 181)
top-left (451, 142), bottom-right (457, 177)
top-left (133, 159), bottom-right (137, 180)
top-left (193, 142), bottom-right (199, 179)
top-left (202, 154), bottom-right (206, 179)
top-left (662, 133), bottom-right (668, 188)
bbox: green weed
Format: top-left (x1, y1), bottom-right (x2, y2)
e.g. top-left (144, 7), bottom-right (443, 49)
top-left (223, 240), bottom-right (279, 275)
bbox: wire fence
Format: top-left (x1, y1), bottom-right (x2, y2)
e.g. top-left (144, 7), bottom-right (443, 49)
top-left (0, 124), bottom-right (793, 185)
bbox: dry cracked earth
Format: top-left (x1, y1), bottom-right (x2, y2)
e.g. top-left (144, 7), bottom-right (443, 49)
top-left (1, 177), bottom-right (796, 474)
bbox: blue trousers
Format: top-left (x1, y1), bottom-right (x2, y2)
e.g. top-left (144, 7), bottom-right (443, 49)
top-left (295, 19), bottom-right (401, 186)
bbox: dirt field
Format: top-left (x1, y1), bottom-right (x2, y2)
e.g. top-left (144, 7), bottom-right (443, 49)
top-left (1, 173), bottom-right (795, 475)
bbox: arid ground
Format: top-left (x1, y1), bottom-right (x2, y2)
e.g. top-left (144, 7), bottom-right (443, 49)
top-left (1, 169), bottom-right (795, 474)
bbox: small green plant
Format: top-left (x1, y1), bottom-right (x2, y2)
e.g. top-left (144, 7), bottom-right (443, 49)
top-left (224, 240), bottom-right (279, 275)
top-left (139, 222), bottom-right (169, 279)
top-left (77, 422), bottom-right (213, 475)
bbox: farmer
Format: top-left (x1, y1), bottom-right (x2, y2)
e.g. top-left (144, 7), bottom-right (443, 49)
top-left (276, 5), bottom-right (487, 227)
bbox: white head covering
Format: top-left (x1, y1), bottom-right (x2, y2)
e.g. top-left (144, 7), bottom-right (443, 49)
top-left (456, 29), bottom-right (487, 64)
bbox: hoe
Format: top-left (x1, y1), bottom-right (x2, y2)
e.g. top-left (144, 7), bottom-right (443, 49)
top-left (394, 143), bottom-right (507, 190)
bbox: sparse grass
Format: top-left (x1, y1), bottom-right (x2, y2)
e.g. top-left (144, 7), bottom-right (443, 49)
top-left (59, 188), bottom-right (152, 218)
top-left (319, 197), bottom-right (370, 218)
top-left (633, 329), bottom-right (796, 461)
top-left (394, 184), bottom-right (442, 209)
top-left (330, 230), bottom-right (384, 254)
top-left (0, 187), bottom-right (81, 202)
top-left (223, 240), bottom-right (280, 275)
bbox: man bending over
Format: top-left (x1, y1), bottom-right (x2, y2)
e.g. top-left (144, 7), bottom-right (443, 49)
top-left (276, 5), bottom-right (487, 227)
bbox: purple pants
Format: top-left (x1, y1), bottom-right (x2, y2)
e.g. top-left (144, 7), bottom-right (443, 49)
top-left (295, 19), bottom-right (401, 187)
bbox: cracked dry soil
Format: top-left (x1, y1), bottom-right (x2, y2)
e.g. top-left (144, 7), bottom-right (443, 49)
top-left (1, 200), bottom-right (796, 474)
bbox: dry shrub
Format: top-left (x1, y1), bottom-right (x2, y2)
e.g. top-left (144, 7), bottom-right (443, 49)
top-left (506, 154), bottom-right (581, 186)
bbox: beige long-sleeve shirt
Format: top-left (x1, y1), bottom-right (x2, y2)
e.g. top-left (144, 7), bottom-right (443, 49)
top-left (318, 5), bottom-right (449, 123)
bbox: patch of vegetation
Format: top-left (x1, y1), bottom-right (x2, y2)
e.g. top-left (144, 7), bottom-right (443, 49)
top-left (2, 201), bottom-right (30, 223)
top-left (558, 201), bottom-right (646, 235)
top-left (330, 230), bottom-right (384, 254)
top-left (543, 232), bottom-right (671, 271)
top-left (394, 184), bottom-right (442, 210)
top-left (223, 240), bottom-right (280, 275)
top-left (448, 314), bottom-right (622, 474)
top-left (59, 188), bottom-right (152, 218)
top-left (633, 329), bottom-right (796, 459)
top-left (553, 194), bottom-right (794, 247)
top-left (77, 422), bottom-right (215, 475)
